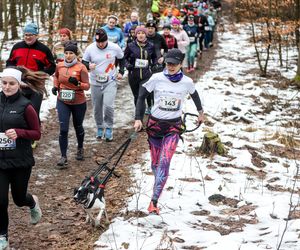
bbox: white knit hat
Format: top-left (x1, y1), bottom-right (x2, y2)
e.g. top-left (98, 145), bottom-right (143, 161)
top-left (0, 68), bottom-right (22, 83)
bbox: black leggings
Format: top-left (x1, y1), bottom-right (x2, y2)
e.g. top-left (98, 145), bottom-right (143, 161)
top-left (128, 74), bottom-right (151, 107)
top-left (22, 88), bottom-right (43, 122)
top-left (0, 167), bottom-right (35, 236)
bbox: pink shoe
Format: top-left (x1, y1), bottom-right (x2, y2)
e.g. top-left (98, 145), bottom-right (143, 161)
top-left (148, 201), bottom-right (160, 215)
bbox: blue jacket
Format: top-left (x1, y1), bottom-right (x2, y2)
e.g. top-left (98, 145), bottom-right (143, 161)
top-left (124, 21), bottom-right (140, 37)
top-left (102, 25), bottom-right (125, 49)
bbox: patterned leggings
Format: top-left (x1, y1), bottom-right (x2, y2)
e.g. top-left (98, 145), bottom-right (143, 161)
top-left (147, 116), bottom-right (181, 201)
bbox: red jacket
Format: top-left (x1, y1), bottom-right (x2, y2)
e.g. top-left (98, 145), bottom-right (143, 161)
top-left (6, 40), bottom-right (56, 75)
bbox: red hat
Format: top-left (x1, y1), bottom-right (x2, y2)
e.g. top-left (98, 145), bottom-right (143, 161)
top-left (59, 28), bottom-right (72, 38)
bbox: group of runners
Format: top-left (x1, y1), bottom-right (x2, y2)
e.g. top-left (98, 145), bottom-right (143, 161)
top-left (0, 0), bottom-right (224, 248)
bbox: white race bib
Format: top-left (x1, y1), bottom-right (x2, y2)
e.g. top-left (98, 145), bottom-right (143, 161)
top-left (60, 89), bottom-right (75, 101)
top-left (189, 37), bottom-right (195, 42)
top-left (135, 59), bottom-right (149, 68)
top-left (96, 73), bottom-right (109, 83)
top-left (108, 36), bottom-right (118, 43)
top-left (0, 132), bottom-right (16, 150)
top-left (205, 26), bottom-right (211, 31)
top-left (159, 96), bottom-right (181, 111)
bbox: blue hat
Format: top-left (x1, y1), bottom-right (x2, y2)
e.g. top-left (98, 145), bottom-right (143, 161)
top-left (24, 23), bottom-right (38, 35)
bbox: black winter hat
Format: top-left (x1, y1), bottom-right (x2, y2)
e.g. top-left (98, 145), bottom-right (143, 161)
top-left (95, 28), bottom-right (108, 42)
top-left (64, 41), bottom-right (78, 55)
top-left (146, 20), bottom-right (157, 28)
top-left (164, 49), bottom-right (185, 64)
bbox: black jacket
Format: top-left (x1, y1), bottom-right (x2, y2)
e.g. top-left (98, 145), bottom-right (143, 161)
top-left (0, 91), bottom-right (34, 169)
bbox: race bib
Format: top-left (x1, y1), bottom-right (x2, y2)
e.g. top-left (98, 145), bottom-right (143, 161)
top-left (108, 36), bottom-right (118, 43)
top-left (205, 26), bottom-right (211, 31)
top-left (0, 133), bottom-right (16, 150)
top-left (60, 89), bottom-right (75, 101)
top-left (159, 96), bottom-right (180, 111)
top-left (189, 37), bottom-right (195, 42)
top-left (96, 74), bottom-right (109, 83)
top-left (135, 59), bottom-right (149, 68)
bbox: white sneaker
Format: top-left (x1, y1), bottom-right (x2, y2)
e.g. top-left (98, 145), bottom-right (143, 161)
top-left (0, 235), bottom-right (9, 250)
top-left (30, 195), bottom-right (42, 224)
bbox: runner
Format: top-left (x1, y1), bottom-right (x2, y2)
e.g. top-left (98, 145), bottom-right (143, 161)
top-left (124, 26), bottom-right (157, 106)
top-left (6, 22), bottom-right (56, 148)
top-left (170, 18), bottom-right (190, 71)
top-left (52, 28), bottom-right (83, 63)
top-left (123, 11), bottom-right (140, 38)
top-left (52, 41), bottom-right (90, 168)
top-left (133, 49), bottom-right (205, 215)
top-left (82, 28), bottom-right (125, 141)
top-left (183, 15), bottom-right (200, 72)
top-left (102, 15), bottom-right (125, 49)
top-left (0, 66), bottom-right (48, 249)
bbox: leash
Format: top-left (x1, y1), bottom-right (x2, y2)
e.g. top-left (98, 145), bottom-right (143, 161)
top-left (74, 132), bottom-right (137, 209)
top-left (145, 112), bottom-right (201, 139)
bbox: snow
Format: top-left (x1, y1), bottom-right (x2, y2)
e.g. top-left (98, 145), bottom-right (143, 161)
top-left (1, 16), bottom-right (299, 250)
top-left (94, 22), bottom-right (299, 250)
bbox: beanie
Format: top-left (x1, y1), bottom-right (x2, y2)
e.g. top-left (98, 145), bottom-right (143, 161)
top-left (171, 18), bottom-right (181, 25)
top-left (24, 22), bottom-right (38, 35)
top-left (146, 20), bottom-right (157, 29)
top-left (64, 41), bottom-right (78, 55)
top-left (95, 28), bottom-right (108, 42)
top-left (135, 26), bottom-right (148, 36)
top-left (59, 28), bottom-right (72, 38)
top-left (163, 24), bottom-right (171, 30)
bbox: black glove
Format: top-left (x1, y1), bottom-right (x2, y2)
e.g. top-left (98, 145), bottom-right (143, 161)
top-left (68, 77), bottom-right (79, 86)
top-left (52, 87), bottom-right (58, 96)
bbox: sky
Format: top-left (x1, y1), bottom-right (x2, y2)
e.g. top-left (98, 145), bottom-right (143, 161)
top-left (1, 15), bottom-right (299, 250)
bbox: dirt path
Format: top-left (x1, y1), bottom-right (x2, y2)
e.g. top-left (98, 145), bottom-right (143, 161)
top-left (7, 1), bottom-right (232, 248)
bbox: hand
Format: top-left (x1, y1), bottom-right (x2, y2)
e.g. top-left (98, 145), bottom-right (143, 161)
top-left (5, 129), bottom-right (17, 140)
top-left (158, 57), bottom-right (164, 64)
top-left (134, 120), bottom-right (143, 132)
top-left (68, 77), bottom-right (79, 86)
top-left (52, 87), bottom-right (58, 96)
top-left (89, 63), bottom-right (96, 70)
top-left (197, 112), bottom-right (205, 126)
top-left (116, 73), bottom-right (123, 80)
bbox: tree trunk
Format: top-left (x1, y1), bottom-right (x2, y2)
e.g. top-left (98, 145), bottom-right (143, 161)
top-left (0, 0), bottom-right (3, 30)
top-left (10, 0), bottom-right (18, 39)
top-left (199, 132), bottom-right (226, 156)
top-left (61, 0), bottom-right (76, 33)
top-left (297, 40), bottom-right (300, 77)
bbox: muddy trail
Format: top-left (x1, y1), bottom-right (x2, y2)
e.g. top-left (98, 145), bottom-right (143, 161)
top-left (7, 1), bottom-right (233, 249)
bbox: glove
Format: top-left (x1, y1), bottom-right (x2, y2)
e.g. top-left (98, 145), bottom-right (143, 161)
top-left (68, 77), bottom-right (79, 86)
top-left (52, 87), bottom-right (58, 96)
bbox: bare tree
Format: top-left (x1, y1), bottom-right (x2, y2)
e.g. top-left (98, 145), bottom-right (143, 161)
top-left (61, 0), bottom-right (76, 33)
top-left (10, 0), bottom-right (18, 39)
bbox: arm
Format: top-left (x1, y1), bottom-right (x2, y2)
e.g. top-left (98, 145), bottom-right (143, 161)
top-left (180, 30), bottom-right (190, 47)
top-left (79, 65), bottom-right (90, 90)
top-left (190, 90), bottom-right (205, 125)
top-left (174, 37), bottom-right (178, 48)
top-left (12, 105), bottom-right (41, 140)
top-left (6, 46), bottom-right (17, 67)
top-left (43, 47), bottom-right (56, 75)
top-left (135, 86), bottom-right (151, 120)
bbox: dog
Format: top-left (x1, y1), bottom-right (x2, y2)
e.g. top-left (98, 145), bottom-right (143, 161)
top-left (74, 178), bottom-right (108, 227)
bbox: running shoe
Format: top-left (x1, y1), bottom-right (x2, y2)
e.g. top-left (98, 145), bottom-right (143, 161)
top-left (30, 195), bottom-right (42, 224)
top-left (76, 148), bottom-right (84, 161)
top-left (145, 107), bottom-right (151, 115)
top-left (96, 128), bottom-right (103, 139)
top-left (0, 235), bottom-right (8, 250)
top-left (105, 128), bottom-right (113, 142)
top-left (57, 157), bottom-right (68, 169)
top-left (148, 200), bottom-right (160, 215)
